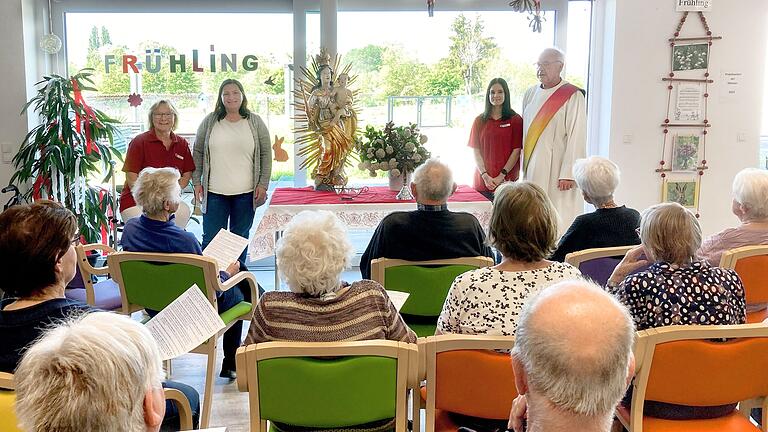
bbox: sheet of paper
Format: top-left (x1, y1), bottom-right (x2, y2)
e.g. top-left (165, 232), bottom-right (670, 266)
top-left (145, 284), bottom-right (225, 360)
top-left (191, 428), bottom-right (227, 432)
top-left (674, 83), bottom-right (702, 121)
top-left (386, 290), bottom-right (410, 311)
top-left (203, 229), bottom-right (250, 272)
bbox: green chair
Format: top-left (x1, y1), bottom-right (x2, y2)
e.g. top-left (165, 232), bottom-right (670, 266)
top-left (235, 340), bottom-right (418, 432)
top-left (107, 251), bottom-right (259, 428)
top-left (370, 257), bottom-right (495, 337)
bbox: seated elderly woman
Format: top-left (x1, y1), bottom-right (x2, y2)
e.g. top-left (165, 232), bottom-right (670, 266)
top-left (608, 202), bottom-right (745, 420)
top-left (551, 156), bottom-right (640, 262)
top-left (437, 182), bottom-right (582, 337)
top-left (245, 210), bottom-right (415, 344)
top-left (122, 166), bottom-right (249, 380)
top-left (15, 312), bottom-right (166, 432)
top-left (699, 167), bottom-right (768, 266)
top-left (0, 201), bottom-right (199, 428)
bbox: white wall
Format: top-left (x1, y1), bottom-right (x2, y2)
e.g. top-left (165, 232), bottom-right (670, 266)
top-left (593, 0), bottom-right (768, 236)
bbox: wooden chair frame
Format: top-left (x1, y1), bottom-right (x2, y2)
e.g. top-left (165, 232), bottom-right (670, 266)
top-left (235, 340), bottom-right (418, 432)
top-left (619, 324), bottom-right (768, 432)
top-left (416, 334), bottom-right (516, 432)
top-left (107, 251), bottom-right (259, 428)
top-left (0, 372), bottom-right (13, 390)
top-left (370, 256), bottom-right (495, 285)
top-left (564, 245), bottom-right (635, 268)
top-left (74, 243), bottom-right (119, 309)
top-left (719, 245), bottom-right (768, 269)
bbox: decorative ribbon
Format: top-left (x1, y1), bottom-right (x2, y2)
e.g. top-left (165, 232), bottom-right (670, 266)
top-left (71, 78), bottom-right (100, 155)
top-left (523, 83), bottom-right (579, 173)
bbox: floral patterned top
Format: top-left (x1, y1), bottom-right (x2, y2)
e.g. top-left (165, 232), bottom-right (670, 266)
top-left (610, 261), bottom-right (746, 331)
top-left (437, 263), bottom-right (582, 336)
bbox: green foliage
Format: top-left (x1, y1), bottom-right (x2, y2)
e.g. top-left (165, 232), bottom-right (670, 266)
top-left (89, 27), bottom-right (100, 50)
top-left (356, 122), bottom-right (430, 176)
top-left (345, 45), bottom-right (385, 73)
top-left (139, 42), bottom-right (201, 94)
top-left (448, 14), bottom-right (499, 95)
top-left (380, 47), bottom-right (428, 97)
top-left (424, 58), bottom-right (463, 96)
top-left (100, 26), bottom-right (111, 46)
top-left (12, 69), bottom-right (124, 243)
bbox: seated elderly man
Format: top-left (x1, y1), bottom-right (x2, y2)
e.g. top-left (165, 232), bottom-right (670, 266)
top-left (508, 280), bottom-right (635, 432)
top-left (14, 312), bottom-right (167, 432)
top-left (699, 167), bottom-right (768, 266)
top-left (551, 156), bottom-right (640, 262)
top-left (360, 158), bottom-right (493, 279)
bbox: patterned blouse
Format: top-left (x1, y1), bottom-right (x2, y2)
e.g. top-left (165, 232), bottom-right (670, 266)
top-left (610, 261), bottom-right (746, 331)
top-left (437, 263), bottom-right (582, 336)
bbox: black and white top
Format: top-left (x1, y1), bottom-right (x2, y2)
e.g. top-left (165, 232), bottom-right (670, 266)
top-left (609, 261), bottom-right (746, 331)
top-left (437, 263), bottom-right (582, 336)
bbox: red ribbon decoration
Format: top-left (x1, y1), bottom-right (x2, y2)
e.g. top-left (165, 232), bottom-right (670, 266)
top-left (97, 187), bottom-right (112, 246)
top-left (71, 78), bottom-right (100, 155)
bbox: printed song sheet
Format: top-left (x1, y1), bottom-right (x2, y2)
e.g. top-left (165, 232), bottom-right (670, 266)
top-left (145, 285), bottom-right (225, 360)
top-left (386, 290), bottom-right (410, 311)
top-left (203, 229), bottom-right (250, 271)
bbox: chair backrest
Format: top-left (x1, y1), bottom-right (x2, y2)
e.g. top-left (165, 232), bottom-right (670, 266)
top-left (107, 252), bottom-right (220, 313)
top-left (630, 324), bottom-right (768, 428)
top-left (565, 246), bottom-right (637, 286)
top-left (720, 245), bottom-right (768, 304)
top-left (0, 372), bottom-right (21, 432)
top-left (236, 340), bottom-right (416, 432)
top-left (370, 257), bottom-right (494, 316)
top-left (421, 334), bottom-right (517, 426)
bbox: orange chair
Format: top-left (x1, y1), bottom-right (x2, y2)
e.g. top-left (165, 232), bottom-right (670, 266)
top-left (417, 334), bottom-right (516, 432)
top-left (720, 245), bottom-right (768, 323)
top-left (616, 324), bottom-right (768, 432)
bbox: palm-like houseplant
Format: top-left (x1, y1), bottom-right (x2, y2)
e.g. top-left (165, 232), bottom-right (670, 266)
top-left (11, 69), bottom-right (123, 243)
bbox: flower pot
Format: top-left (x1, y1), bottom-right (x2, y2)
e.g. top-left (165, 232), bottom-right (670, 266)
top-left (388, 170), bottom-right (411, 191)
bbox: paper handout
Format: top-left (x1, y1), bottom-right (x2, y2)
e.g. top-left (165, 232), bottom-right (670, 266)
top-left (145, 285), bottom-right (225, 360)
top-left (202, 229), bottom-right (250, 272)
top-left (386, 290), bottom-right (410, 311)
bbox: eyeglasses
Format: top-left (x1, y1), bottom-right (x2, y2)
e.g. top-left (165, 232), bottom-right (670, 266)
top-left (71, 233), bottom-right (81, 246)
top-left (153, 112), bottom-right (175, 118)
top-left (534, 61), bottom-right (563, 68)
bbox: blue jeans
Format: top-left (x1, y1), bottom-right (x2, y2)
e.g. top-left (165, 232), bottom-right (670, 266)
top-left (162, 380), bottom-right (200, 430)
top-left (202, 191), bottom-right (256, 264)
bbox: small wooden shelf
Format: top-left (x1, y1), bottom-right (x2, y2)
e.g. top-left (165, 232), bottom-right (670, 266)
top-left (662, 78), bottom-right (714, 83)
top-left (668, 36), bottom-right (722, 42)
top-left (660, 123), bottom-right (711, 128)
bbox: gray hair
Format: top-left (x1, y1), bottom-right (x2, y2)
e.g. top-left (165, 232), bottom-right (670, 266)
top-left (133, 166), bottom-right (182, 217)
top-left (147, 99), bottom-right (179, 131)
top-left (513, 280), bottom-right (634, 418)
top-left (15, 312), bottom-right (164, 432)
top-left (411, 158), bottom-right (454, 202)
top-left (572, 156), bottom-right (620, 207)
top-left (640, 202), bottom-right (701, 265)
top-left (540, 47), bottom-right (566, 64)
top-left (276, 210), bottom-right (353, 296)
top-left (732, 168), bottom-right (768, 221)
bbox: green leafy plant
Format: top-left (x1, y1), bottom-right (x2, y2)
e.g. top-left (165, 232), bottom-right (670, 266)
top-left (11, 68), bottom-right (124, 243)
top-left (355, 122), bottom-right (430, 177)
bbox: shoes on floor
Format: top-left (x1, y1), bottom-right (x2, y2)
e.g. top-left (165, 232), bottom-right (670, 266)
top-left (219, 366), bottom-right (236, 380)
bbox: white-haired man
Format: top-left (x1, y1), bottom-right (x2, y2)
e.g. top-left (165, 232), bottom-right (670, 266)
top-left (360, 158), bottom-right (492, 279)
top-left (522, 47), bottom-right (587, 235)
top-left (14, 312), bottom-right (167, 432)
top-left (509, 280), bottom-right (635, 432)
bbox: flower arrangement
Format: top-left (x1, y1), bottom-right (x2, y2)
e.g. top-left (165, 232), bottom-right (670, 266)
top-left (356, 122), bottom-right (430, 178)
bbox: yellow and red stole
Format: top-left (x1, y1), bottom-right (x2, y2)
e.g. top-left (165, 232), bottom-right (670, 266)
top-left (523, 83), bottom-right (579, 173)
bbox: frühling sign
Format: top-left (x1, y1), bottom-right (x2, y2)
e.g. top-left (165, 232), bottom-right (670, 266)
top-left (676, 0), bottom-right (712, 12)
top-left (104, 46), bottom-right (258, 74)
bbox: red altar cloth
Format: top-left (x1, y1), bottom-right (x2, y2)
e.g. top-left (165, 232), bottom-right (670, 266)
top-left (268, 185), bottom-right (489, 206)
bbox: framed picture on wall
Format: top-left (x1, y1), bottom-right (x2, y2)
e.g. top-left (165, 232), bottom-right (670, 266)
top-left (672, 43), bottom-right (709, 71)
top-left (671, 134), bottom-right (700, 171)
top-left (662, 178), bottom-right (700, 208)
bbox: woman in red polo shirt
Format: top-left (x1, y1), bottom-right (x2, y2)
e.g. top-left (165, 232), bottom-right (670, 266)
top-left (468, 78), bottom-right (523, 200)
top-left (120, 100), bottom-right (195, 227)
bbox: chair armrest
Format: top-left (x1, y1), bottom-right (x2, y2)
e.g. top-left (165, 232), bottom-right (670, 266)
top-left (235, 346), bottom-right (249, 392)
top-left (0, 372), bottom-right (14, 390)
top-left (79, 243), bottom-right (117, 276)
top-left (220, 271), bottom-right (259, 304)
top-left (163, 388), bottom-right (193, 431)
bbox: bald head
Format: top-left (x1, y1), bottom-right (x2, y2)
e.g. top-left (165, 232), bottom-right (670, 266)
top-left (513, 280), bottom-right (634, 417)
top-left (410, 158), bottom-right (456, 204)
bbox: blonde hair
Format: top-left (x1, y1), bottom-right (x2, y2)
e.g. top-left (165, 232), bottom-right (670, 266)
top-left (147, 99), bottom-right (179, 131)
top-left (489, 182), bottom-right (559, 262)
top-left (640, 202), bottom-right (701, 265)
top-left (15, 312), bottom-right (164, 432)
top-left (732, 168), bottom-right (768, 221)
top-left (132, 166), bottom-right (181, 217)
top-left (276, 210), bottom-right (353, 296)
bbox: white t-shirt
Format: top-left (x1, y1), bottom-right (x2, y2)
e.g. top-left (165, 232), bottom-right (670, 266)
top-left (437, 263), bottom-right (582, 336)
top-left (208, 118), bottom-right (255, 195)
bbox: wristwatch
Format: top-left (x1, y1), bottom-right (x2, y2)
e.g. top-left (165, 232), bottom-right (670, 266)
top-left (500, 168), bottom-right (509, 176)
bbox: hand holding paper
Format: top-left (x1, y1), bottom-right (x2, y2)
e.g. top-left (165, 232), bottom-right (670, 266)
top-left (203, 229), bottom-right (250, 272)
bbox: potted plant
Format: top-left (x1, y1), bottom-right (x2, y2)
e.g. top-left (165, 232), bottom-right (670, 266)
top-left (11, 68), bottom-right (123, 243)
top-left (356, 121), bottom-right (431, 191)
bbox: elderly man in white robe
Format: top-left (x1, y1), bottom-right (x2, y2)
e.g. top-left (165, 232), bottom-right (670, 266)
top-left (522, 47), bottom-right (587, 234)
